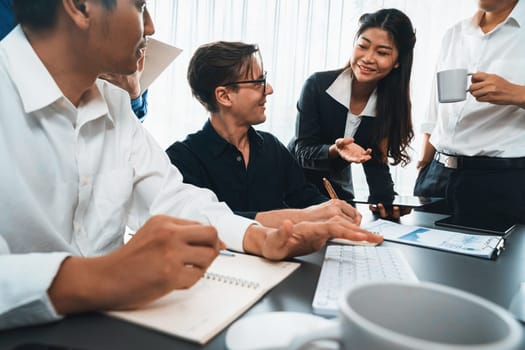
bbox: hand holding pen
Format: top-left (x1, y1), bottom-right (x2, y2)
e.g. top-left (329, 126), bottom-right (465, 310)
top-left (322, 177), bottom-right (339, 200)
top-left (321, 178), bottom-right (382, 246)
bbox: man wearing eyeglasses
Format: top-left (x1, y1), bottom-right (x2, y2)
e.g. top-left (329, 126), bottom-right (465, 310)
top-left (0, 2), bottom-right (385, 331)
top-left (166, 41), bottom-right (368, 228)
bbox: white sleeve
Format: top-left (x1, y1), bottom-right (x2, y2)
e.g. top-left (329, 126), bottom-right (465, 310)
top-left (126, 122), bottom-right (255, 252)
top-left (0, 239), bottom-right (70, 330)
top-left (420, 67), bottom-right (439, 134)
top-left (420, 28), bottom-right (453, 135)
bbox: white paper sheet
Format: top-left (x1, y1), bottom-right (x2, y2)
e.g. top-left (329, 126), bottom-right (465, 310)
top-left (140, 38), bottom-right (182, 93)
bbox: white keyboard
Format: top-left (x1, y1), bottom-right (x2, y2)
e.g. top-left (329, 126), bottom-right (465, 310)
top-left (312, 245), bottom-right (418, 317)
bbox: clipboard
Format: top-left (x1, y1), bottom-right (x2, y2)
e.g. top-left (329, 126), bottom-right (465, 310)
top-left (139, 38), bottom-right (183, 94)
top-left (363, 219), bottom-right (505, 260)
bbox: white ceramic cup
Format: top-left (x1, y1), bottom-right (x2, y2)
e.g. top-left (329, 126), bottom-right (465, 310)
top-left (289, 281), bottom-right (523, 350)
top-left (437, 68), bottom-right (472, 103)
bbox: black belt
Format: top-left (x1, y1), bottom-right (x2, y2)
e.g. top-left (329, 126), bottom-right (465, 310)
top-left (434, 152), bottom-right (525, 170)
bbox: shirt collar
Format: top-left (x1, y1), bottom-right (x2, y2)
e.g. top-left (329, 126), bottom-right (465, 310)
top-left (325, 68), bottom-right (377, 117)
top-left (3, 25), bottom-right (111, 125)
top-left (469, 0), bottom-right (523, 32)
top-left (203, 120), bottom-right (264, 158)
top-left (509, 0), bottom-right (524, 27)
top-left (81, 80), bottom-right (114, 127)
top-left (3, 25), bottom-right (63, 114)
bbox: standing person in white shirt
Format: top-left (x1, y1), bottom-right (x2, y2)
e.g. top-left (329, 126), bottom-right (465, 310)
top-left (414, 0), bottom-right (525, 222)
top-left (0, 0), bottom-right (381, 330)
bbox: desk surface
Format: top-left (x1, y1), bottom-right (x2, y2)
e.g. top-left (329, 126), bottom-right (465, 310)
top-left (1, 210), bottom-right (524, 350)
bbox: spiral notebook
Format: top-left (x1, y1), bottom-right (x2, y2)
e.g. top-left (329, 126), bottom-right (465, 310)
top-left (106, 252), bottom-right (300, 344)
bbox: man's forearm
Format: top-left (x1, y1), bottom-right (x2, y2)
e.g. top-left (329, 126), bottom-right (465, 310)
top-left (242, 224), bottom-right (268, 257)
top-left (514, 84), bottom-right (525, 109)
top-left (418, 133), bottom-right (436, 169)
top-left (48, 256), bottom-right (107, 315)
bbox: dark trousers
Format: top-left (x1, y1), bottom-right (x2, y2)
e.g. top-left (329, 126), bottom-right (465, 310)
top-left (447, 168), bottom-right (525, 223)
top-left (414, 159), bottom-right (525, 223)
top-left (413, 160), bottom-right (453, 214)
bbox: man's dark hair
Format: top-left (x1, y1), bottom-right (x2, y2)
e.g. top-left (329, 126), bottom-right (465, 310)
top-left (13, 0), bottom-right (116, 30)
top-left (187, 41), bottom-right (260, 113)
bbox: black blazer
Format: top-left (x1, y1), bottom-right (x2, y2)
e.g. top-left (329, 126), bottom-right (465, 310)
top-left (288, 69), bottom-right (394, 201)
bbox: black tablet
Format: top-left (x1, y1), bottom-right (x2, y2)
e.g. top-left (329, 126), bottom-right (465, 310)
top-left (352, 195), bottom-right (444, 208)
top-left (434, 216), bottom-right (516, 236)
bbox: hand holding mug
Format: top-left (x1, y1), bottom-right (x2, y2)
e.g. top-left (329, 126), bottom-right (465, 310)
top-left (470, 72), bottom-right (525, 106)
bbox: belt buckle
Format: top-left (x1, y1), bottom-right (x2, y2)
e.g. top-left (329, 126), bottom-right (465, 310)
top-left (444, 155), bottom-right (458, 169)
top-left (437, 153), bottom-right (458, 169)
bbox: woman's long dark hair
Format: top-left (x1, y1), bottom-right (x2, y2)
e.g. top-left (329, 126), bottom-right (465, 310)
top-left (347, 8), bottom-right (416, 166)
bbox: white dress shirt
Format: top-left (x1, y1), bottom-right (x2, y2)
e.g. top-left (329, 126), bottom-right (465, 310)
top-left (0, 26), bottom-right (254, 329)
top-left (422, 0), bottom-right (525, 157)
top-left (325, 68), bottom-right (377, 194)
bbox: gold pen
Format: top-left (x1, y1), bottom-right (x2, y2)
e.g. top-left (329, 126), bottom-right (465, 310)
top-left (322, 177), bottom-right (339, 200)
top-left (322, 178), bottom-right (378, 246)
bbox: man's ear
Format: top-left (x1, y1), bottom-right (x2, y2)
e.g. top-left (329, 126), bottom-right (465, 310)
top-left (215, 86), bottom-right (233, 108)
top-left (62, 0), bottom-right (91, 30)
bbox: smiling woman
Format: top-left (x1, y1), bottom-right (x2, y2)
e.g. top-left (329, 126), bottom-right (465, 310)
top-left (287, 9), bottom-right (415, 221)
top-left (142, 0), bottom-right (477, 196)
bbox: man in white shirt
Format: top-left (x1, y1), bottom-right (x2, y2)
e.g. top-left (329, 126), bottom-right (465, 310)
top-left (414, 0), bottom-right (525, 222)
top-left (0, 0), bottom-right (381, 330)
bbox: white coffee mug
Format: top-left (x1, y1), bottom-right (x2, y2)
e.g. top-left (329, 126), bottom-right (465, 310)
top-left (437, 68), bottom-right (472, 103)
top-left (289, 281), bottom-right (523, 350)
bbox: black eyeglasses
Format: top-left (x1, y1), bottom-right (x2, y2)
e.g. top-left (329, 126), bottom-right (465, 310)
top-left (222, 71), bottom-right (267, 95)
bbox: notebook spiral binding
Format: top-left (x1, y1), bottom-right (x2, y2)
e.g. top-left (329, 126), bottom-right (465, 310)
top-left (205, 272), bottom-right (260, 289)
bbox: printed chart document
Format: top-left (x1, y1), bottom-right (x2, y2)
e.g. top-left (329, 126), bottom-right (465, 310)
top-left (363, 219), bottom-right (505, 259)
top-left (139, 37), bottom-right (182, 94)
top-left (107, 252), bottom-right (300, 344)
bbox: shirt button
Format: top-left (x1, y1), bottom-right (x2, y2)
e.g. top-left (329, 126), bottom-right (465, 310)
top-left (236, 156), bottom-right (242, 162)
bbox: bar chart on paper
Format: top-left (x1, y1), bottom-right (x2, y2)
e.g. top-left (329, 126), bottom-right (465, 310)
top-left (363, 219), bottom-right (505, 259)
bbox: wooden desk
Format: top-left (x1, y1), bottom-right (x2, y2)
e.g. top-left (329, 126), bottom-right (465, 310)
top-left (1, 210), bottom-right (524, 349)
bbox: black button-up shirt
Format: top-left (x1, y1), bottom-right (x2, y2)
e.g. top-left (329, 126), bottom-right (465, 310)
top-left (166, 121), bottom-right (328, 219)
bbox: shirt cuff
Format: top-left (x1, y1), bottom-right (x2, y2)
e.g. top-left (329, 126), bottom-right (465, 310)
top-left (0, 252), bottom-right (70, 330)
top-left (212, 208), bottom-right (258, 252)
